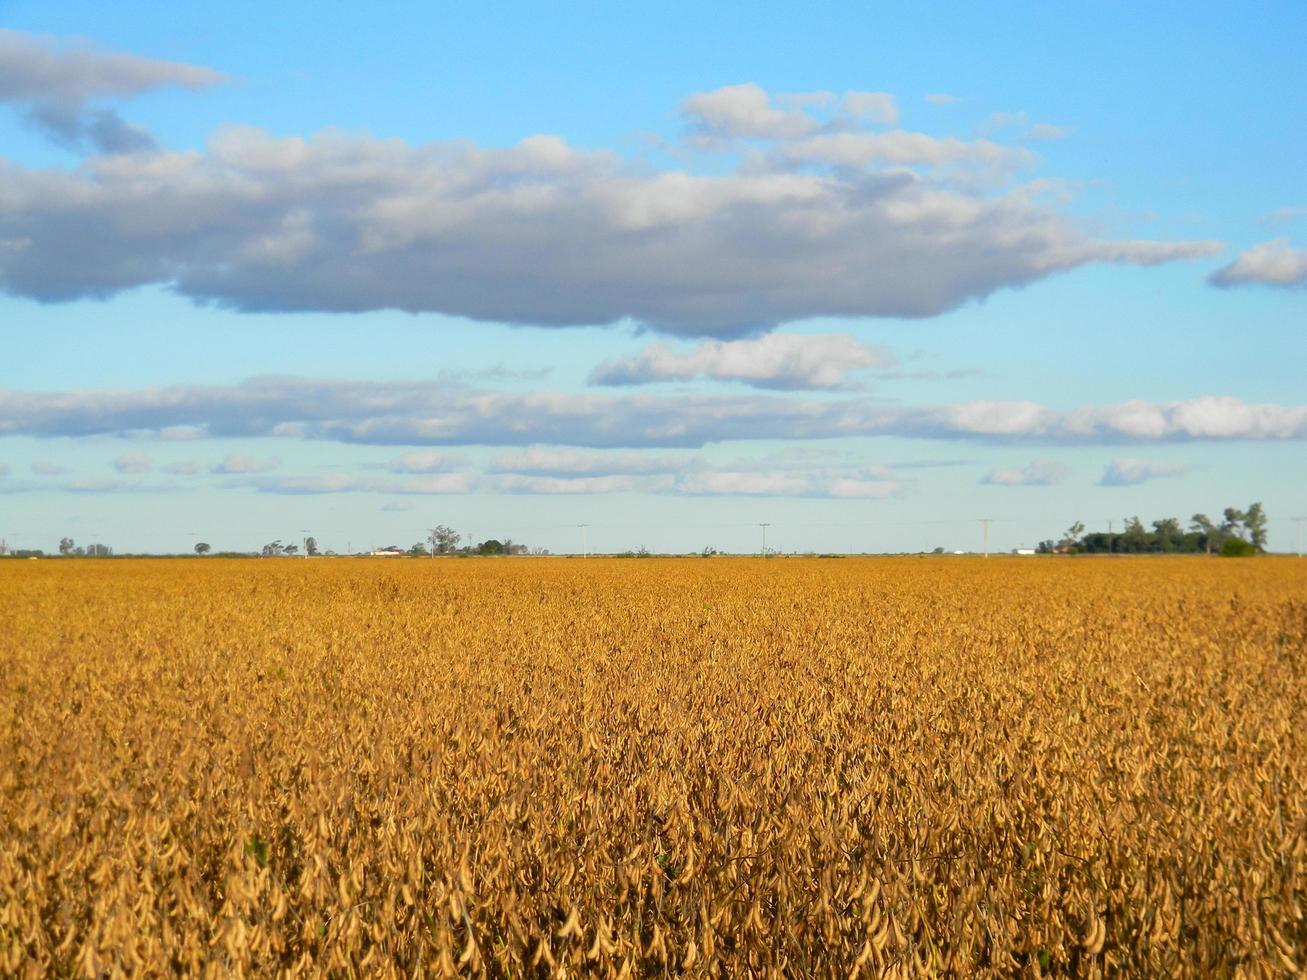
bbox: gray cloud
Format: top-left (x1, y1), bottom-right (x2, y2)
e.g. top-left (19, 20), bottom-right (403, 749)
top-left (1208, 239), bottom-right (1307, 289)
top-left (0, 89), bottom-right (1217, 334)
top-left (1, 29), bottom-right (222, 155)
top-left (0, 29), bottom-right (223, 103)
top-left (1099, 458), bottom-right (1188, 486)
top-left (23, 101), bottom-right (157, 155)
top-left (589, 333), bottom-right (892, 390)
top-left (2, 377), bottom-right (1305, 450)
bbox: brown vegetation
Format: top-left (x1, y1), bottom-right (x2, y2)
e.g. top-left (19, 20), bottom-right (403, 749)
top-left (2, 557), bottom-right (1304, 976)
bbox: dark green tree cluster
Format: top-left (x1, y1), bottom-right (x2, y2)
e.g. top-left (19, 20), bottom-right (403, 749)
top-left (1038, 503), bottom-right (1268, 555)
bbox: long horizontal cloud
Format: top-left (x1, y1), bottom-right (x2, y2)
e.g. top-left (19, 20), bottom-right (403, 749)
top-left (589, 333), bottom-right (891, 390)
top-left (1208, 238), bottom-right (1307, 289)
top-left (0, 29), bottom-right (222, 103)
top-left (0, 88), bottom-right (1217, 333)
top-left (2, 377), bottom-right (1305, 448)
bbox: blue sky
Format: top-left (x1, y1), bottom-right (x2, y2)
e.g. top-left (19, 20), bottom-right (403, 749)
top-left (1, 1), bottom-right (1304, 554)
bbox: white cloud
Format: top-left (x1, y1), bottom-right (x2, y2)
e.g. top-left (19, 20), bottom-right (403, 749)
top-left (981, 459), bottom-right (1069, 486)
top-left (0, 88), bottom-right (1218, 335)
top-left (210, 453), bottom-right (279, 474)
top-left (680, 83), bottom-right (818, 140)
top-left (161, 461), bottom-right (201, 475)
top-left (781, 131), bottom-right (1032, 170)
top-left (841, 91), bottom-right (898, 125)
top-left (111, 451), bottom-right (151, 474)
top-left (589, 333), bottom-right (892, 390)
top-left (1208, 238), bottom-right (1307, 289)
top-left (2, 379), bottom-right (1306, 449)
top-left (1099, 458), bottom-right (1188, 486)
top-left (30, 460), bottom-right (68, 475)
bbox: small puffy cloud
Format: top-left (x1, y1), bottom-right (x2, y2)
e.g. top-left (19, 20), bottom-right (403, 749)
top-left (1208, 239), bottom-right (1307, 289)
top-left (30, 460), bottom-right (69, 475)
top-left (245, 473), bottom-right (469, 495)
top-left (828, 478), bottom-right (901, 498)
top-left (841, 91), bottom-right (898, 125)
top-left (924, 93), bottom-right (960, 106)
top-left (680, 471), bottom-right (811, 496)
top-left (680, 83), bottom-right (818, 140)
top-left (590, 333), bottom-right (892, 390)
top-left (490, 473), bottom-right (672, 495)
top-left (210, 453), bottom-right (279, 474)
top-left (111, 451), bottom-right (151, 474)
top-left (1025, 123), bottom-right (1072, 141)
top-left (1261, 207), bottom-right (1307, 227)
top-left (387, 451), bottom-right (463, 473)
top-left (488, 447), bottom-right (692, 476)
top-left (1099, 458), bottom-right (1188, 486)
top-left (981, 459), bottom-right (1069, 486)
top-left (781, 131), bottom-right (1032, 170)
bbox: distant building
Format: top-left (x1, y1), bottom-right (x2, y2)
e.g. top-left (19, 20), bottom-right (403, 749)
top-left (368, 546), bottom-right (406, 557)
top-left (1013, 548), bottom-right (1037, 556)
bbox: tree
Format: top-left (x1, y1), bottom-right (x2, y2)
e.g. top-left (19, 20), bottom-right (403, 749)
top-left (408, 542), bottom-right (428, 556)
top-left (1243, 502), bottom-right (1268, 552)
top-left (478, 539), bottom-right (505, 556)
top-left (1120, 517), bottom-right (1149, 553)
top-left (59, 537), bottom-right (75, 555)
top-left (1222, 507), bottom-right (1247, 541)
top-left (1190, 514), bottom-right (1217, 555)
top-left (85, 543), bottom-right (111, 557)
top-left (305, 536), bottom-right (319, 556)
top-left (194, 542), bottom-right (211, 555)
top-left (429, 525), bottom-right (460, 555)
top-left (283, 543), bottom-right (299, 556)
top-left (1059, 521), bottom-right (1085, 552)
top-left (1152, 517), bottom-right (1182, 553)
top-left (261, 540), bottom-right (284, 557)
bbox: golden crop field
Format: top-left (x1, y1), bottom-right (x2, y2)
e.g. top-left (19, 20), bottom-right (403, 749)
top-left (1, 557), bottom-right (1304, 977)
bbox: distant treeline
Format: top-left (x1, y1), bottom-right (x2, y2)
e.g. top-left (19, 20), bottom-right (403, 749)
top-left (1039, 503), bottom-right (1267, 556)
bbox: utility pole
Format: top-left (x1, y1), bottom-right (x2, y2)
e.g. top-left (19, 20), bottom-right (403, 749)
top-left (578, 523), bottom-right (589, 558)
top-left (759, 523), bottom-right (770, 557)
top-left (428, 527), bottom-right (438, 557)
top-left (981, 519), bottom-right (991, 558)
top-left (1107, 519), bottom-right (1113, 555)
top-left (300, 529), bottom-right (311, 558)
top-left (1295, 517), bottom-right (1305, 558)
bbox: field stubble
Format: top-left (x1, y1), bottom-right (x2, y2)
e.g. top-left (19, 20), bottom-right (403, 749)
top-left (1, 557), bottom-right (1305, 977)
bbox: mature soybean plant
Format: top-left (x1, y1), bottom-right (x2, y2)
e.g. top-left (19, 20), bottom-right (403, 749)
top-left (1, 557), bottom-right (1304, 976)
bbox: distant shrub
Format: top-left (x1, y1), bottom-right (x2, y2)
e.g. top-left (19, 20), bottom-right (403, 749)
top-left (1220, 537), bottom-right (1256, 557)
